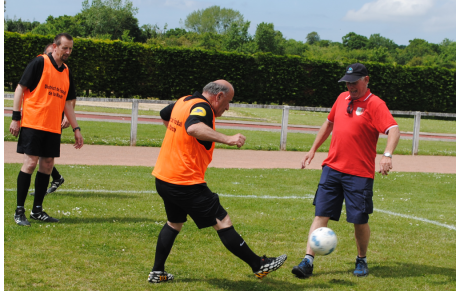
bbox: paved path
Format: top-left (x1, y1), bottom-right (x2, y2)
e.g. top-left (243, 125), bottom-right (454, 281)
top-left (4, 142), bottom-right (456, 174)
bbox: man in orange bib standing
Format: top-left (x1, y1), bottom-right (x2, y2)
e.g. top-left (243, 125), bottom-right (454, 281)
top-left (9, 33), bottom-right (83, 226)
top-left (148, 80), bottom-right (287, 283)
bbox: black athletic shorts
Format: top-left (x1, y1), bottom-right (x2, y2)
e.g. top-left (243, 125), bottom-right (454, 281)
top-left (155, 178), bottom-right (228, 229)
top-left (17, 127), bottom-right (61, 157)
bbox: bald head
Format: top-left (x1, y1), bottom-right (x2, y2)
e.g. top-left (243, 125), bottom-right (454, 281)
top-left (202, 80), bottom-right (234, 117)
top-left (203, 80), bottom-right (234, 97)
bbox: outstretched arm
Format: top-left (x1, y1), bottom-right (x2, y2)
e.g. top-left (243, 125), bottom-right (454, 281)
top-left (187, 122), bottom-right (246, 148)
top-left (301, 120), bottom-right (334, 169)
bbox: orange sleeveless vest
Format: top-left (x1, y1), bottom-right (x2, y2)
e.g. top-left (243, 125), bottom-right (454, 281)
top-left (21, 54), bottom-right (69, 134)
top-left (152, 96), bottom-right (216, 185)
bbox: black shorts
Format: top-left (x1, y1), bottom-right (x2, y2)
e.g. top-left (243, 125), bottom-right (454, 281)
top-left (155, 178), bottom-right (228, 229)
top-left (17, 127), bottom-right (61, 157)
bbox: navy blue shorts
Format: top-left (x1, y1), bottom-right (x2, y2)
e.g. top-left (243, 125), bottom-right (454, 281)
top-left (313, 166), bottom-right (374, 224)
top-left (155, 178), bottom-right (228, 229)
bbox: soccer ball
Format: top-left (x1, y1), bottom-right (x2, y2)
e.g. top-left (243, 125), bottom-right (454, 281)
top-left (309, 227), bottom-right (338, 256)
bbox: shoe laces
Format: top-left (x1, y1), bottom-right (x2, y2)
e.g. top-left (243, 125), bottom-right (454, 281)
top-left (356, 259), bottom-right (366, 269)
top-left (299, 258), bottom-right (311, 268)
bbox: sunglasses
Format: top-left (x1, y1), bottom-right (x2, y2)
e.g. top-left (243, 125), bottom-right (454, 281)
top-left (347, 100), bottom-right (353, 114)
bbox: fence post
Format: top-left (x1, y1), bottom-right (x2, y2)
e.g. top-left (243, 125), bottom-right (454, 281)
top-left (130, 99), bottom-right (139, 146)
top-left (280, 106), bottom-right (289, 151)
top-left (411, 111), bottom-right (421, 155)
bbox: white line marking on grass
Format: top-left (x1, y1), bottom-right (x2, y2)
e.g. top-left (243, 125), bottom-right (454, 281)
top-left (4, 189), bottom-right (455, 230)
top-left (373, 208), bottom-right (456, 231)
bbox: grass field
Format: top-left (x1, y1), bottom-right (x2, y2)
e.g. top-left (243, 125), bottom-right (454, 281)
top-left (3, 117), bottom-right (456, 156)
top-left (4, 164), bottom-right (456, 291)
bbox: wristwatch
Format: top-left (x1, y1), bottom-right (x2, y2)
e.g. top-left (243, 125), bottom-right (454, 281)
top-left (73, 126), bottom-right (81, 132)
top-left (383, 152), bottom-right (392, 158)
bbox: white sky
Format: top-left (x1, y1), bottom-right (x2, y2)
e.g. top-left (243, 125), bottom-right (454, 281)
top-left (3, 0), bottom-right (457, 45)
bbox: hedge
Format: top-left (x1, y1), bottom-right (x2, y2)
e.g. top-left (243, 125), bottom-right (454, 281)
top-left (4, 32), bottom-right (456, 112)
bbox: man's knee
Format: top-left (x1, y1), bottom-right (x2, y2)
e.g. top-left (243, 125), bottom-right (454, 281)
top-left (167, 221), bottom-right (183, 232)
top-left (21, 155), bottom-right (39, 174)
top-left (213, 215), bottom-right (233, 231)
top-left (38, 157), bottom-right (54, 174)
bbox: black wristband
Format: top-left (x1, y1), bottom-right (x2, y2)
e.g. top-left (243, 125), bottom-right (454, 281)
top-left (12, 111), bottom-right (21, 121)
top-left (73, 126), bottom-right (81, 132)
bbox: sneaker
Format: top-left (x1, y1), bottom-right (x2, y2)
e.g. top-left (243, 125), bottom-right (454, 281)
top-left (30, 211), bottom-right (59, 223)
top-left (353, 257), bottom-right (369, 277)
top-left (254, 254), bottom-right (287, 279)
top-left (292, 258), bottom-right (314, 278)
top-left (148, 271), bottom-right (174, 283)
top-left (14, 209), bottom-right (31, 226)
top-left (46, 176), bottom-right (65, 194)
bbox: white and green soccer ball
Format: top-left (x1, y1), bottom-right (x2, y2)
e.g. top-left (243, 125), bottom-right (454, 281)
top-left (309, 227), bottom-right (338, 256)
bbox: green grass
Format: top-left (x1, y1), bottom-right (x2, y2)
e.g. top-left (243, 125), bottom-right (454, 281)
top-left (4, 164), bottom-right (456, 290)
top-left (4, 117), bottom-right (456, 156)
top-left (4, 99), bottom-right (456, 134)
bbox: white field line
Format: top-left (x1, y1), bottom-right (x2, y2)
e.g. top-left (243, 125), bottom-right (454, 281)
top-left (5, 189), bottom-right (455, 230)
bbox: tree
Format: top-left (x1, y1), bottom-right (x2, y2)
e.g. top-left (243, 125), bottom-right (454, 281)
top-left (31, 15), bottom-right (86, 37)
top-left (80, 0), bottom-right (142, 41)
top-left (342, 32), bottom-right (368, 50)
top-left (306, 31), bottom-right (320, 45)
top-left (184, 5), bottom-right (244, 34)
top-left (4, 16), bottom-right (40, 33)
top-left (367, 33), bottom-right (397, 51)
top-left (284, 39), bottom-right (306, 56)
top-left (255, 22), bottom-right (285, 55)
top-left (222, 21), bottom-right (252, 52)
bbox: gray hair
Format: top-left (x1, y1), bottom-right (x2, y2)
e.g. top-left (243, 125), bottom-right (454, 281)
top-left (203, 82), bottom-right (232, 96)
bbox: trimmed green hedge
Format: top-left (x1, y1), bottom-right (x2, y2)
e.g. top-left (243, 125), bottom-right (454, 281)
top-left (4, 32), bottom-right (456, 112)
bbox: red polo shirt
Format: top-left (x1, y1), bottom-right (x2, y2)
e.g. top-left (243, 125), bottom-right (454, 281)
top-left (323, 89), bottom-right (398, 179)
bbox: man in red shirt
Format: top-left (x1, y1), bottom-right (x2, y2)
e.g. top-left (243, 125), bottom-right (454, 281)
top-left (292, 63), bottom-right (400, 278)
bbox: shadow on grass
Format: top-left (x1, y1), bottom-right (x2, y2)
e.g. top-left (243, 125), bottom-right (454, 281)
top-left (370, 262), bottom-right (455, 281)
top-left (322, 262), bottom-right (455, 284)
top-left (58, 216), bottom-right (162, 224)
top-left (177, 278), bottom-right (356, 290)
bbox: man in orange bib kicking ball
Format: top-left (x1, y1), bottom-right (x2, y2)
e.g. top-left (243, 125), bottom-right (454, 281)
top-left (148, 80), bottom-right (287, 283)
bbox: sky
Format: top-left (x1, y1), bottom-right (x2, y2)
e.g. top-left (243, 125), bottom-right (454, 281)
top-left (3, 0), bottom-right (457, 46)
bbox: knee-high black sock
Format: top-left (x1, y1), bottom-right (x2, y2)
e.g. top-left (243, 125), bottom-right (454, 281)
top-left (51, 167), bottom-right (60, 181)
top-left (152, 223), bottom-right (179, 272)
top-left (217, 226), bottom-right (261, 272)
top-left (32, 172), bottom-right (50, 213)
top-left (17, 171), bottom-right (32, 208)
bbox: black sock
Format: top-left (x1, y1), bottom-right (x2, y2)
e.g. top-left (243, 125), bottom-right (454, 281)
top-left (217, 226), bottom-right (261, 272)
top-left (152, 223), bottom-right (179, 272)
top-left (32, 172), bottom-right (50, 213)
top-left (51, 167), bottom-right (61, 181)
top-left (17, 171), bottom-right (32, 208)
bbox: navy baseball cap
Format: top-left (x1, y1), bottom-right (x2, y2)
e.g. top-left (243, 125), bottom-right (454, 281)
top-left (338, 63), bottom-right (369, 82)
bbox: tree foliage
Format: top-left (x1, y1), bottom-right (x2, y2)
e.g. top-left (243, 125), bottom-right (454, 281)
top-left (80, 0), bottom-right (142, 41)
top-left (306, 31), bottom-right (320, 45)
top-left (4, 3), bottom-right (455, 69)
top-left (4, 16), bottom-right (40, 33)
top-left (342, 32), bottom-right (368, 50)
top-left (255, 22), bottom-right (285, 55)
top-left (184, 5), bottom-right (244, 34)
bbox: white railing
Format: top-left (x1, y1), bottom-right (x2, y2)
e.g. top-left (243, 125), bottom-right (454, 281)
top-left (4, 94), bottom-right (455, 155)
